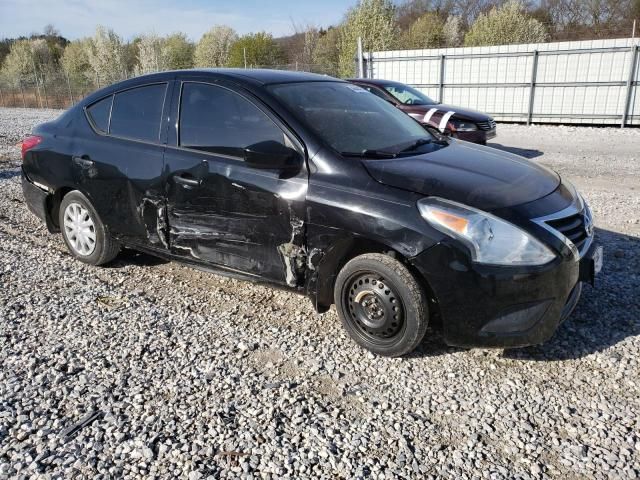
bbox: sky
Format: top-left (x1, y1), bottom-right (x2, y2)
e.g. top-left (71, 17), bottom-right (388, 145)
top-left (0, 0), bottom-right (356, 40)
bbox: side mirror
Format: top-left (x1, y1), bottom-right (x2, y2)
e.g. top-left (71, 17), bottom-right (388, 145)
top-left (243, 140), bottom-right (301, 171)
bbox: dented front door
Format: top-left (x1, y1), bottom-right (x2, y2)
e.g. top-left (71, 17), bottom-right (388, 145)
top-left (164, 80), bottom-right (308, 287)
top-left (164, 150), bottom-right (308, 286)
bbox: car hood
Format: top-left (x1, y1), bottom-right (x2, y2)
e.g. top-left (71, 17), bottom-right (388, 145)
top-left (362, 141), bottom-right (560, 211)
top-left (402, 103), bottom-right (490, 122)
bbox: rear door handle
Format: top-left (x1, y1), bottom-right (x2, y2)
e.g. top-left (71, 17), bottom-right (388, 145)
top-left (72, 155), bottom-right (94, 167)
top-left (173, 173), bottom-right (201, 187)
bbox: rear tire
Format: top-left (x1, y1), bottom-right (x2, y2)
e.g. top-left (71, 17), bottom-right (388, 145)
top-left (334, 253), bottom-right (429, 357)
top-left (59, 190), bottom-right (120, 266)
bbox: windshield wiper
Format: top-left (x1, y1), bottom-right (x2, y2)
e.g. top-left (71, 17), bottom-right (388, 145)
top-left (341, 149), bottom-right (397, 159)
top-left (398, 138), bottom-right (432, 153)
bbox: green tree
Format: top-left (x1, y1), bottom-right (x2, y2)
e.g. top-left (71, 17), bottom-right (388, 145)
top-left (0, 39), bottom-right (13, 66)
top-left (0, 39), bottom-right (34, 86)
top-left (85, 26), bottom-right (128, 85)
top-left (136, 33), bottom-right (166, 74)
top-left (312, 27), bottom-right (341, 76)
top-left (464, 1), bottom-right (549, 47)
top-left (163, 33), bottom-right (194, 70)
top-left (400, 12), bottom-right (444, 49)
top-left (195, 26), bottom-right (237, 67)
top-left (61, 39), bottom-right (91, 86)
top-left (338, 0), bottom-right (398, 77)
top-left (442, 15), bottom-right (463, 47)
top-left (226, 32), bottom-right (284, 68)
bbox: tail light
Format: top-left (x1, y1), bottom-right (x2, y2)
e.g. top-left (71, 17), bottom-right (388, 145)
top-left (21, 135), bottom-right (42, 160)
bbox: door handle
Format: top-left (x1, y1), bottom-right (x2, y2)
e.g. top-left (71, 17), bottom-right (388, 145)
top-left (72, 155), bottom-right (94, 167)
top-left (173, 173), bottom-right (201, 187)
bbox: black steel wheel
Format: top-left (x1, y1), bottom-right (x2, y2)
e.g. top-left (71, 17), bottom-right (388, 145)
top-left (334, 253), bottom-right (429, 357)
top-left (345, 273), bottom-right (405, 344)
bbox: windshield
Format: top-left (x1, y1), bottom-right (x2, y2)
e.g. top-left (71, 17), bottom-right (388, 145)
top-left (384, 84), bottom-right (435, 105)
top-left (267, 81), bottom-right (431, 155)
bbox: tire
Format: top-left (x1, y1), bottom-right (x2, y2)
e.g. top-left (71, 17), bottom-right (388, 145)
top-left (334, 253), bottom-right (429, 357)
top-left (59, 190), bottom-right (120, 266)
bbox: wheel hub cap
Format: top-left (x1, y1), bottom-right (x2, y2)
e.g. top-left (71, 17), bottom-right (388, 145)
top-left (63, 202), bottom-right (96, 256)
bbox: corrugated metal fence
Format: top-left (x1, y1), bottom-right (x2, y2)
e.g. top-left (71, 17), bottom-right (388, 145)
top-left (365, 38), bottom-right (640, 127)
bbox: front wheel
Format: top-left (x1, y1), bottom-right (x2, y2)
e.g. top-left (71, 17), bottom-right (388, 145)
top-left (334, 253), bottom-right (429, 357)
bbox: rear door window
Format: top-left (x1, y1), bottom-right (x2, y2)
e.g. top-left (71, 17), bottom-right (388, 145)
top-left (179, 82), bottom-right (285, 157)
top-left (86, 95), bottom-right (112, 133)
top-left (110, 84), bottom-right (167, 142)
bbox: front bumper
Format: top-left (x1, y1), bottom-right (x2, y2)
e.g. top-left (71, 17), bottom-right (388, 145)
top-left (410, 239), bottom-right (595, 348)
top-left (455, 128), bottom-right (496, 145)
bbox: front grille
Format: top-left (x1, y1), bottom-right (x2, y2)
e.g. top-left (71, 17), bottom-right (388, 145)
top-left (477, 118), bottom-right (497, 131)
top-left (545, 212), bottom-right (589, 253)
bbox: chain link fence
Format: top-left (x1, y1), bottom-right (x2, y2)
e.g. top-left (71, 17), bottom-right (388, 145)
top-left (0, 63), bottom-right (339, 110)
top-left (0, 71), bottom-right (96, 109)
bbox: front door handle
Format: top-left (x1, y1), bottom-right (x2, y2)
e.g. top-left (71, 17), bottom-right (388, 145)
top-left (173, 173), bottom-right (201, 187)
top-left (72, 155), bottom-right (94, 167)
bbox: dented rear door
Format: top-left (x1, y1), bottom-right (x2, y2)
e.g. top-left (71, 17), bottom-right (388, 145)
top-left (164, 79), bottom-right (308, 287)
top-left (73, 81), bottom-right (172, 249)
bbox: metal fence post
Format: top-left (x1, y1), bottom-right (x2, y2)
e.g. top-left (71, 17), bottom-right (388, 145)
top-left (438, 55), bottom-right (445, 103)
top-left (621, 45), bottom-right (639, 128)
top-left (527, 50), bottom-right (540, 125)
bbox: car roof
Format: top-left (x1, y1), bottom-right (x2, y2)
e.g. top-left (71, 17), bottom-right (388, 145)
top-left (135, 68), bottom-right (339, 86)
top-left (80, 69), bottom-right (343, 107)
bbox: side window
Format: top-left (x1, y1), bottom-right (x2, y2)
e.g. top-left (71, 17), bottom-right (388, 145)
top-left (179, 82), bottom-right (286, 156)
top-left (86, 95), bottom-right (112, 133)
top-left (110, 84), bottom-right (167, 142)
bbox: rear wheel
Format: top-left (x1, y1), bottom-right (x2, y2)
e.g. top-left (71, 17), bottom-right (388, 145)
top-left (334, 253), bottom-right (428, 357)
top-left (59, 191), bottom-right (120, 265)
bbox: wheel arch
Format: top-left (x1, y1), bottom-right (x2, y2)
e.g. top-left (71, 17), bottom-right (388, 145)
top-left (46, 186), bottom-right (77, 232)
top-left (309, 235), bottom-right (438, 315)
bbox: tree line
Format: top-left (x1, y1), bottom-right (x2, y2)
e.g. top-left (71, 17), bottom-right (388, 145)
top-left (0, 0), bottom-right (638, 93)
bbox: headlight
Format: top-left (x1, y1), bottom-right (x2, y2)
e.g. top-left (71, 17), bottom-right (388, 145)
top-left (418, 198), bottom-right (556, 266)
top-left (448, 119), bottom-right (478, 132)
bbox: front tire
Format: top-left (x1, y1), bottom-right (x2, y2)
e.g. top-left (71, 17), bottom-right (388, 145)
top-left (59, 190), bottom-right (120, 265)
top-left (334, 253), bottom-right (429, 357)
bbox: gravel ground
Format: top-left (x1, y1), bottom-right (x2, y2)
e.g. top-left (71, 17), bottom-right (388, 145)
top-left (1, 107), bottom-right (639, 479)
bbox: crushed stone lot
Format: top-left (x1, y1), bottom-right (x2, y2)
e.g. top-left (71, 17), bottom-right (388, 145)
top-left (0, 106), bottom-right (639, 479)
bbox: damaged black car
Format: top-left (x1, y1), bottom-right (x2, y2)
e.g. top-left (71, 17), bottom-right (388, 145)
top-left (21, 69), bottom-right (602, 357)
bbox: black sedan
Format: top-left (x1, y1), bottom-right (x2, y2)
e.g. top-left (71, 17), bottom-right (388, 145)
top-left (348, 78), bottom-right (497, 144)
top-left (21, 69), bottom-right (601, 357)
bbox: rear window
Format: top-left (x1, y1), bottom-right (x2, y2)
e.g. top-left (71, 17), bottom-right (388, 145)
top-left (86, 95), bottom-right (112, 133)
top-left (109, 84), bottom-right (167, 142)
